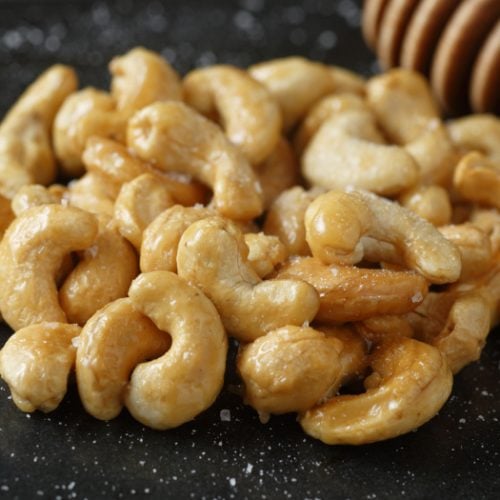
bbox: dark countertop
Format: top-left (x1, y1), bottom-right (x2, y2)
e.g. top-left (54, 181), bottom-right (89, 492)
top-left (0, 1), bottom-right (499, 499)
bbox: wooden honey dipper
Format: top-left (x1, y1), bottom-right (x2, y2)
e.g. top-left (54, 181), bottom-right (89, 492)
top-left (362, 0), bottom-right (500, 115)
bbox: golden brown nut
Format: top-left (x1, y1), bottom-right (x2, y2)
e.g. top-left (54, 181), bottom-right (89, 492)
top-left (399, 185), bottom-right (452, 226)
top-left (244, 233), bottom-right (288, 279)
top-left (11, 184), bottom-right (63, 216)
top-left (67, 172), bottom-right (115, 217)
top-left (238, 325), bottom-right (343, 415)
top-left (183, 65), bottom-right (281, 164)
top-left (0, 322), bottom-right (80, 412)
top-left (0, 205), bottom-right (98, 330)
top-left (127, 102), bottom-right (263, 220)
top-left (300, 337), bottom-right (453, 445)
top-left (176, 216), bottom-right (319, 342)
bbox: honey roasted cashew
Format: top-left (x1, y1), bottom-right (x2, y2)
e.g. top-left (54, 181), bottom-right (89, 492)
top-left (83, 137), bottom-right (207, 205)
top-left (305, 189), bottom-right (462, 284)
top-left (398, 185), bottom-right (452, 227)
top-left (0, 65), bottom-right (77, 197)
top-left (302, 109), bottom-right (419, 196)
top-left (0, 205), bottom-right (98, 330)
top-left (109, 46), bottom-right (182, 117)
top-left (127, 101), bottom-right (263, 221)
top-left (238, 325), bottom-right (343, 416)
top-left (176, 216), bottom-right (319, 342)
top-left (300, 337), bottom-right (453, 445)
top-left (126, 271), bottom-right (227, 429)
top-left (183, 65), bottom-right (282, 165)
top-left (59, 217), bottom-right (138, 326)
top-left (0, 322), bottom-right (80, 412)
top-left (248, 57), bottom-right (335, 131)
top-left (275, 256), bottom-right (427, 323)
top-left (76, 298), bottom-right (171, 421)
top-left (114, 173), bottom-right (175, 250)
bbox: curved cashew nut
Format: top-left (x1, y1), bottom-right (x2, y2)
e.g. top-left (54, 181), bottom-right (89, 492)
top-left (249, 57), bottom-right (335, 130)
top-left (302, 109), bottom-right (419, 196)
top-left (76, 298), bottom-right (171, 421)
top-left (127, 101), bottom-right (263, 220)
top-left (59, 218), bottom-right (138, 325)
top-left (176, 216), bottom-right (319, 342)
top-left (238, 325), bottom-right (343, 416)
top-left (300, 337), bottom-right (453, 445)
top-left (183, 65), bottom-right (282, 164)
top-left (276, 256), bottom-right (427, 323)
top-left (453, 152), bottom-right (500, 210)
top-left (110, 46), bottom-right (182, 116)
top-left (244, 233), bottom-right (287, 279)
top-left (263, 186), bottom-right (324, 256)
top-left (305, 189), bottom-right (461, 284)
top-left (11, 184), bottom-right (64, 216)
top-left (0, 65), bottom-right (77, 196)
top-left (0, 205), bottom-right (98, 330)
top-left (0, 322), bottom-right (80, 412)
top-left (447, 114), bottom-right (500, 162)
top-left (83, 137), bottom-right (207, 205)
top-left (126, 271), bottom-right (227, 429)
top-left (114, 173), bottom-right (175, 250)
top-left (399, 185), bottom-right (452, 227)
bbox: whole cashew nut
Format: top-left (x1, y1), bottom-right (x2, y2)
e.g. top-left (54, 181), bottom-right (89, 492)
top-left (126, 271), bottom-right (227, 429)
top-left (0, 65), bottom-right (77, 197)
top-left (0, 205), bottom-right (98, 330)
top-left (238, 325), bottom-right (343, 416)
top-left (183, 65), bottom-right (282, 164)
top-left (305, 189), bottom-right (462, 284)
top-left (76, 298), bottom-right (171, 421)
top-left (176, 216), bottom-right (319, 342)
top-left (127, 101), bottom-right (263, 220)
top-left (59, 218), bottom-right (138, 326)
top-left (0, 322), bottom-right (80, 412)
top-left (300, 337), bottom-right (453, 445)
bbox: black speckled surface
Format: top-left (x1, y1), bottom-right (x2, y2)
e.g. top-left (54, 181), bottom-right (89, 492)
top-left (0, 1), bottom-right (499, 499)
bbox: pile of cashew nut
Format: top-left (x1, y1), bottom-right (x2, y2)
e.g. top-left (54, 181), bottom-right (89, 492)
top-left (0, 48), bottom-right (499, 445)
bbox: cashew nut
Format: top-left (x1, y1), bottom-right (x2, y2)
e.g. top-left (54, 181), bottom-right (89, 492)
top-left (305, 189), bottom-right (462, 284)
top-left (76, 298), bottom-right (171, 421)
top-left (0, 322), bottom-right (80, 412)
top-left (183, 65), bottom-right (282, 164)
top-left (300, 337), bottom-right (453, 445)
top-left (248, 57), bottom-right (335, 130)
top-left (126, 271), bottom-right (227, 429)
top-left (176, 216), bottom-right (319, 342)
top-left (59, 218), bottom-right (138, 326)
top-left (114, 173), bottom-right (175, 250)
top-left (67, 172), bottom-right (115, 217)
top-left (238, 325), bottom-right (343, 415)
top-left (399, 185), bottom-right (452, 227)
top-left (0, 205), bottom-right (98, 330)
top-left (0, 65), bottom-right (77, 197)
top-left (11, 184), bottom-right (64, 217)
top-left (244, 233), bottom-right (287, 278)
top-left (276, 256), bottom-right (428, 323)
top-left (127, 101), bottom-right (263, 220)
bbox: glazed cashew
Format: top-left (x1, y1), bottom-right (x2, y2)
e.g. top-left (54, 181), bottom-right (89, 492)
top-left (83, 137), bottom-right (207, 205)
top-left (248, 57), bottom-right (335, 130)
top-left (183, 65), bottom-right (282, 164)
top-left (11, 184), bottom-right (64, 216)
top-left (127, 101), bottom-right (263, 220)
top-left (176, 216), bottom-right (319, 342)
top-left (59, 218), bottom-right (138, 325)
top-left (447, 114), bottom-right (500, 162)
top-left (140, 205), bottom-right (215, 273)
top-left (0, 65), bottom-right (77, 196)
top-left (238, 325), bottom-right (343, 415)
top-left (276, 256), bottom-right (427, 323)
top-left (126, 271), bottom-right (227, 429)
top-left (355, 315), bottom-right (414, 344)
top-left (0, 322), bottom-right (80, 413)
top-left (76, 298), bottom-right (171, 421)
top-left (302, 109), bottom-right (419, 196)
top-left (453, 152), bottom-right (500, 210)
top-left (0, 205), bottom-right (98, 330)
top-left (399, 185), bottom-right (452, 227)
top-left (67, 172), bottom-right (115, 217)
top-left (244, 233), bottom-right (288, 278)
top-left (305, 189), bottom-right (462, 284)
top-left (469, 207), bottom-right (500, 254)
top-left (300, 337), bottom-right (453, 445)
top-left (110, 46), bottom-right (182, 116)
top-left (114, 173), bottom-right (175, 250)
